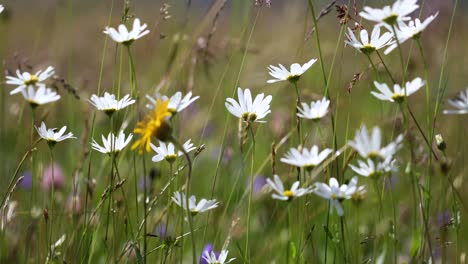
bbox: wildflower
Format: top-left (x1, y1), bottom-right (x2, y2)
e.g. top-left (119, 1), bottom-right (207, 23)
top-left (359, 0), bottom-right (419, 26)
top-left (313, 177), bottom-right (364, 216)
top-left (0, 5), bottom-right (3, 13)
top-left (252, 175), bottom-right (267, 193)
top-left (266, 175), bottom-right (313, 201)
top-left (103, 18), bottom-right (149, 45)
top-left (296, 97), bottom-right (330, 120)
top-left (348, 125), bottom-right (403, 160)
top-left (435, 134), bottom-right (446, 151)
top-left (6, 66), bottom-right (55, 95)
top-left (89, 92), bottom-right (135, 115)
top-left (225, 88), bottom-right (272, 123)
top-left (202, 250), bottom-right (235, 264)
top-left (280, 145), bottom-right (333, 170)
top-left (172, 192), bottom-right (219, 215)
top-left (91, 131), bottom-right (133, 155)
top-left (132, 99), bottom-right (173, 153)
top-left (150, 139), bottom-right (196, 163)
top-left (0, 201), bottom-right (17, 231)
top-left (146, 91), bottom-right (199, 113)
top-left (19, 172), bottom-right (33, 190)
top-left (41, 163), bottom-right (65, 191)
top-left (20, 86), bottom-right (60, 108)
top-left (349, 157), bottom-right (396, 178)
top-left (443, 88), bottom-right (468, 115)
top-left (345, 26), bottom-right (394, 55)
top-left (371, 77), bottom-right (424, 103)
top-left (35, 122), bottom-right (76, 146)
top-left (267, 58), bottom-right (317, 83)
top-left (200, 244), bottom-right (216, 264)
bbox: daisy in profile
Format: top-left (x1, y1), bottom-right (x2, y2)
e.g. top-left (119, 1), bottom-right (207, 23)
top-left (345, 26), bottom-right (394, 55)
top-left (21, 86), bottom-right (60, 108)
top-left (349, 157), bottom-right (396, 178)
top-left (359, 0), bottom-right (419, 26)
top-left (202, 250), bottom-right (235, 264)
top-left (103, 18), bottom-right (149, 45)
top-left (443, 88), bottom-right (468, 115)
top-left (146, 91), bottom-right (199, 113)
top-left (296, 97), bottom-right (330, 120)
top-left (348, 125), bottom-right (403, 160)
top-left (6, 66), bottom-right (55, 95)
top-left (280, 145), bottom-right (333, 170)
top-left (225, 88), bottom-right (272, 123)
top-left (371, 77), bottom-right (424, 103)
top-left (36, 122), bottom-right (76, 146)
top-left (91, 131), bottom-right (133, 155)
top-left (150, 139), bottom-right (196, 163)
top-left (266, 175), bottom-right (313, 201)
top-left (89, 92), bottom-right (135, 115)
top-left (267, 58), bottom-right (317, 83)
top-left (172, 192), bottom-right (219, 216)
top-left (313, 177), bottom-right (364, 216)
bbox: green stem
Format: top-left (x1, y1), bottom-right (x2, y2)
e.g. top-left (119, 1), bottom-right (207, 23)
top-left (390, 25), bottom-right (406, 84)
top-left (307, 0), bottom-right (327, 89)
top-left (245, 125), bottom-right (256, 262)
top-left (48, 147), bottom-right (55, 259)
top-left (340, 217), bottom-right (347, 263)
top-left (375, 50), bottom-right (397, 84)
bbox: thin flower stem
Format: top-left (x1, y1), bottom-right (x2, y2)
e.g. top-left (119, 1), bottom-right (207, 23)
top-left (340, 217), bottom-right (347, 263)
top-left (324, 201), bottom-right (330, 264)
top-left (287, 204), bottom-right (291, 263)
top-left (375, 50), bottom-right (397, 84)
top-left (366, 54), bottom-right (379, 77)
top-left (391, 24), bottom-right (406, 84)
top-left (307, 0), bottom-right (327, 89)
top-left (293, 81), bottom-right (303, 144)
top-left (245, 125), bottom-right (256, 262)
top-left (126, 45), bottom-right (138, 98)
top-left (142, 153), bottom-right (148, 264)
top-left (48, 146), bottom-right (55, 259)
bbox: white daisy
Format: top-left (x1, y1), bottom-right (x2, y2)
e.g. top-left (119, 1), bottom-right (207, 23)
top-left (296, 97), bottom-right (330, 120)
top-left (172, 192), bottom-right (219, 215)
top-left (21, 86), bottom-right (60, 107)
top-left (280, 145), bottom-right (333, 169)
top-left (313, 177), bottom-right (363, 216)
top-left (266, 175), bottom-right (313, 201)
top-left (349, 157), bottom-right (396, 178)
top-left (443, 88), bottom-right (468, 115)
top-left (225, 88), bottom-right (272, 123)
top-left (202, 250), bottom-right (235, 264)
top-left (348, 125), bottom-right (403, 160)
top-left (103, 18), bottom-right (150, 45)
top-left (359, 0), bottom-right (419, 26)
top-left (6, 66), bottom-right (55, 95)
top-left (146, 91), bottom-right (199, 113)
top-left (89, 92), bottom-right (135, 115)
top-left (91, 131), bottom-right (133, 155)
top-left (345, 26), bottom-right (394, 55)
top-left (267, 58), bottom-right (318, 83)
top-left (150, 139), bottom-right (196, 163)
top-left (35, 122), bottom-right (76, 145)
top-left (371, 77), bottom-right (424, 103)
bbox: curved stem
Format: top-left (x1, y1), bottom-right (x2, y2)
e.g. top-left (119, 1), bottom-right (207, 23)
top-left (375, 51), bottom-right (396, 84)
top-left (390, 25), bottom-right (406, 84)
top-left (245, 125), bottom-right (256, 261)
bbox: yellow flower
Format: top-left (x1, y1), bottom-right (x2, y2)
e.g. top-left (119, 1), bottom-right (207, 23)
top-left (132, 99), bottom-right (172, 153)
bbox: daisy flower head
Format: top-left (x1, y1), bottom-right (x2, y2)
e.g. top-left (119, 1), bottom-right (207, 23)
top-left (21, 86), bottom-right (60, 108)
top-left (280, 145), bottom-right (333, 170)
top-left (91, 131), bottom-right (133, 155)
top-left (6, 66), bottom-right (55, 95)
top-left (349, 157), bottom-right (396, 178)
top-left (348, 125), bottom-right (403, 160)
top-left (345, 26), bottom-right (394, 55)
top-left (132, 99), bottom-right (173, 154)
top-left (225, 88), bottom-right (272, 123)
top-left (267, 58), bottom-right (317, 84)
top-left (146, 91), bottom-right (199, 113)
top-left (202, 250), bottom-right (235, 264)
top-left (371, 77), bottom-right (424, 103)
top-left (359, 0), bottom-right (419, 26)
top-left (443, 88), bottom-right (468, 115)
top-left (89, 92), bottom-right (135, 115)
top-left (297, 97), bottom-right (330, 120)
top-left (313, 177), bottom-right (363, 216)
top-left (150, 139), bottom-right (196, 163)
top-left (35, 122), bottom-right (76, 147)
top-left (266, 175), bottom-right (313, 201)
top-left (172, 192), bottom-right (219, 216)
top-left (103, 18), bottom-right (149, 45)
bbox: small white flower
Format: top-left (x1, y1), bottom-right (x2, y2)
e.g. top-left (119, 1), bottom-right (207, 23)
top-left (371, 77), bottom-right (424, 103)
top-left (443, 88), bottom-right (468, 115)
top-left (359, 0), bottom-right (419, 26)
top-left (35, 122), bottom-right (76, 145)
top-left (21, 86), bottom-right (60, 107)
top-left (267, 58), bottom-right (317, 83)
top-left (103, 18), bottom-right (149, 44)
top-left (266, 175), bottom-right (313, 201)
top-left (313, 177), bottom-right (364, 216)
top-left (146, 91), bottom-right (199, 113)
top-left (203, 250), bottom-right (235, 264)
top-left (349, 157), bottom-right (396, 178)
top-left (348, 125), bottom-right (403, 160)
top-left (280, 145), bottom-right (333, 169)
top-left (6, 66), bottom-right (55, 95)
top-left (345, 26), bottom-right (394, 54)
top-left (225, 88), bottom-right (272, 123)
top-left (91, 131), bottom-right (133, 155)
top-left (172, 192), bottom-right (219, 215)
top-left (0, 5), bottom-right (4, 14)
top-left (150, 139), bottom-right (196, 163)
top-left (89, 92), bottom-right (135, 114)
top-left (297, 97), bottom-right (330, 120)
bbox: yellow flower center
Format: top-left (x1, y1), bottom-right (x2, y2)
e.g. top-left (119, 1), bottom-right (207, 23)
top-left (391, 93), bottom-right (405, 103)
top-left (283, 190), bottom-right (294, 199)
top-left (24, 75), bottom-right (39, 86)
top-left (165, 154), bottom-right (177, 163)
top-left (383, 14), bottom-right (398, 25)
top-left (360, 44), bottom-right (376, 55)
top-left (331, 193), bottom-right (338, 200)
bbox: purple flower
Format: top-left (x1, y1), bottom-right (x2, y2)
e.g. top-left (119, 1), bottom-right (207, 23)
top-left (437, 211), bottom-right (451, 227)
top-left (41, 163), bottom-right (64, 190)
top-left (19, 171), bottom-right (33, 190)
top-left (200, 243), bottom-right (219, 264)
top-left (252, 175), bottom-right (267, 193)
